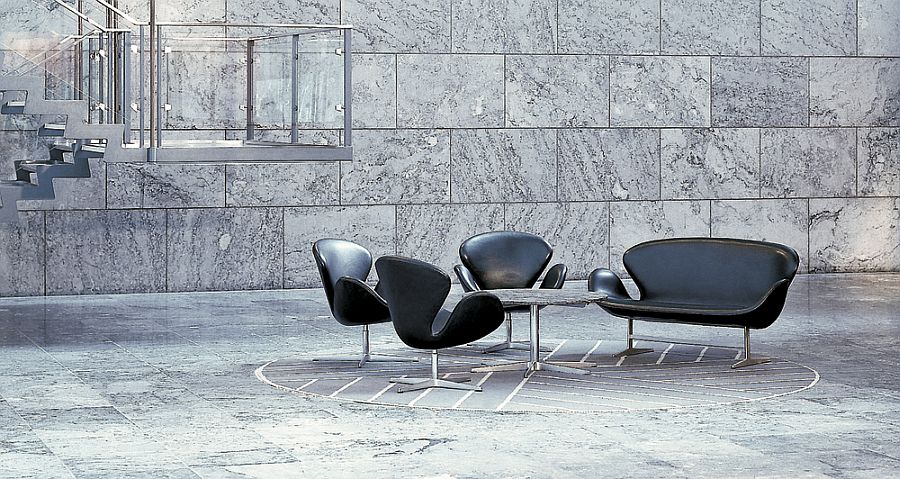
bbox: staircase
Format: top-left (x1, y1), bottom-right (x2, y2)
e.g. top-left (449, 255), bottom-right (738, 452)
top-left (0, 75), bottom-right (121, 222)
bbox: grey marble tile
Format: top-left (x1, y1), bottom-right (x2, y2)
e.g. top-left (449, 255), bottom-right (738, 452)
top-left (810, 58), bottom-right (900, 127)
top-left (761, 128), bottom-right (856, 198)
top-left (340, 129), bottom-right (449, 204)
top-left (0, 211), bottom-right (44, 297)
top-left (352, 54), bottom-right (396, 129)
top-left (166, 208), bottom-right (283, 292)
top-left (344, 0), bottom-right (451, 53)
top-left (107, 163), bottom-right (226, 209)
top-left (46, 210), bottom-right (166, 295)
top-left (761, 0), bottom-right (856, 55)
top-left (0, 130), bottom-right (52, 180)
top-left (558, 129), bottom-right (660, 201)
top-left (396, 203), bottom-right (504, 274)
top-left (283, 205), bottom-right (395, 288)
top-left (225, 0), bottom-right (339, 23)
top-left (662, 0), bottom-right (760, 55)
top-left (117, 0), bottom-right (225, 22)
top-left (610, 56), bottom-right (710, 127)
top-left (859, 0), bottom-right (900, 56)
top-left (661, 128), bottom-right (760, 200)
top-left (711, 199), bottom-right (810, 273)
top-left (452, 0), bottom-right (557, 53)
top-left (505, 202), bottom-right (610, 278)
top-left (810, 198), bottom-right (900, 272)
top-left (859, 128), bottom-right (900, 197)
top-left (505, 55), bottom-right (609, 128)
top-left (17, 158), bottom-right (106, 211)
top-left (712, 57), bottom-right (809, 127)
top-left (164, 50), bottom-right (245, 130)
top-left (609, 200), bottom-right (710, 275)
top-left (397, 55), bottom-right (504, 128)
top-left (450, 129), bottom-right (556, 203)
top-left (559, 0), bottom-right (660, 54)
top-left (225, 163), bottom-right (339, 207)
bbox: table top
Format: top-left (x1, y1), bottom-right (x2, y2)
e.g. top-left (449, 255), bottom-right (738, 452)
top-left (464, 289), bottom-right (607, 308)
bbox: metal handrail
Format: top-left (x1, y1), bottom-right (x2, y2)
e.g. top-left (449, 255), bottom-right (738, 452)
top-left (51, 0), bottom-right (111, 33)
top-left (155, 21), bottom-right (353, 29)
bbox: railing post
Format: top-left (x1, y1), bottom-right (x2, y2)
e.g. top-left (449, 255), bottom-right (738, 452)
top-left (290, 34), bottom-right (299, 144)
top-left (148, 0), bottom-right (157, 160)
top-left (123, 31), bottom-right (132, 144)
top-left (246, 39), bottom-right (255, 142)
top-left (343, 28), bottom-right (352, 147)
top-left (155, 26), bottom-right (163, 151)
top-left (139, 25), bottom-right (145, 148)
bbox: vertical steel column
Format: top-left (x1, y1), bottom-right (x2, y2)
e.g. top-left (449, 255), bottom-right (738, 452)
top-left (107, 32), bottom-right (114, 123)
top-left (246, 39), bottom-right (255, 141)
top-left (342, 29), bottom-right (352, 147)
top-left (139, 25), bottom-right (145, 148)
top-left (98, 33), bottom-right (106, 124)
top-left (123, 31), bottom-right (132, 144)
top-left (76, 0), bottom-right (84, 100)
top-left (87, 37), bottom-right (94, 122)
top-left (290, 34), bottom-right (299, 144)
top-left (155, 26), bottom-right (163, 150)
top-left (148, 0), bottom-right (157, 158)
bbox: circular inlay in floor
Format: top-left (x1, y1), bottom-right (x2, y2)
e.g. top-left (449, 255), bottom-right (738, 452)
top-left (256, 340), bottom-right (819, 413)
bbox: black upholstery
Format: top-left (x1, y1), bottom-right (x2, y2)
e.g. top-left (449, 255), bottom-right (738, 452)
top-left (589, 238), bottom-right (800, 330)
top-left (312, 239), bottom-right (390, 327)
top-left (375, 256), bottom-right (505, 350)
top-left (455, 231), bottom-right (568, 311)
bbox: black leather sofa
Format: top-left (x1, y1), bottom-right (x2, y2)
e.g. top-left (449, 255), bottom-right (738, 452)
top-left (589, 237), bottom-right (800, 368)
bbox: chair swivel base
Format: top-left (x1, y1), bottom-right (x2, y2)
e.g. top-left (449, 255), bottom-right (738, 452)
top-left (312, 353), bottom-right (418, 368)
top-left (390, 376), bottom-right (477, 393)
top-left (613, 347), bottom-right (654, 358)
top-left (731, 356), bottom-right (771, 369)
top-left (472, 360), bottom-right (594, 376)
top-left (481, 340), bottom-right (553, 354)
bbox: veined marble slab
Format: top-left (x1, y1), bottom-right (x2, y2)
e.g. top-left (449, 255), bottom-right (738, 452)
top-left (712, 57), bottom-right (809, 127)
top-left (611, 56), bottom-right (710, 127)
top-left (661, 128), bottom-right (760, 200)
top-left (662, 0), bottom-right (760, 55)
top-left (164, 50), bottom-right (246, 130)
top-left (450, 129), bottom-right (557, 203)
top-left (761, 128), bottom-right (856, 198)
top-left (712, 199), bottom-right (809, 273)
top-left (810, 198), bottom-right (900, 272)
top-left (0, 211), bottom-right (44, 297)
top-left (762, 0), bottom-right (856, 55)
top-left (352, 54), bottom-right (396, 129)
top-left (344, 0), bottom-right (451, 53)
top-left (19, 159), bottom-right (106, 211)
top-left (559, 0), bottom-right (660, 54)
top-left (810, 58), bottom-right (900, 127)
top-left (225, 162), bottom-right (339, 207)
top-left (558, 129), bottom-right (660, 202)
top-left (505, 55), bottom-right (609, 128)
top-left (858, 128), bottom-right (900, 197)
top-left (452, 0), bottom-right (557, 53)
top-left (107, 163), bottom-right (226, 209)
top-left (858, 0), bottom-right (900, 56)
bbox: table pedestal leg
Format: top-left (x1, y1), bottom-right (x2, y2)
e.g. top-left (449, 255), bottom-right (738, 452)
top-left (524, 305), bottom-right (594, 378)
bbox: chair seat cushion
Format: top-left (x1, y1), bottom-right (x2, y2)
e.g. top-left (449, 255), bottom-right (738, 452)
top-left (600, 298), bottom-right (755, 328)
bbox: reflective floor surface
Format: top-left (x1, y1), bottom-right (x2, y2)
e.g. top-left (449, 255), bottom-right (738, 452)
top-left (1, 273), bottom-right (899, 478)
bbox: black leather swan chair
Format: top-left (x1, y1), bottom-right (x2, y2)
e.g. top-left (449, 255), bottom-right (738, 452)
top-left (375, 255), bottom-right (506, 393)
top-left (454, 231), bottom-right (567, 353)
top-left (589, 238), bottom-right (800, 369)
top-left (312, 239), bottom-right (415, 367)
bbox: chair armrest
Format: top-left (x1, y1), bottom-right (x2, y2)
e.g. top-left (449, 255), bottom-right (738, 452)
top-left (435, 292), bottom-right (505, 344)
top-left (539, 263), bottom-right (567, 289)
top-left (453, 264), bottom-right (481, 292)
top-left (588, 268), bottom-right (631, 300)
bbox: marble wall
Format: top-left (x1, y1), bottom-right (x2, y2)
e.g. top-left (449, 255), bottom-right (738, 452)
top-left (2, 0), bottom-right (900, 295)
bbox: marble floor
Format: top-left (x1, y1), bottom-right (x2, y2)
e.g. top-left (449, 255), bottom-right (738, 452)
top-left (0, 273), bottom-right (899, 478)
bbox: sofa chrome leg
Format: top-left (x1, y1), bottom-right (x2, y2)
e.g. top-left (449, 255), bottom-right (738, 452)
top-left (481, 312), bottom-right (551, 354)
top-left (732, 327), bottom-right (771, 369)
top-left (312, 325), bottom-right (418, 367)
top-left (613, 319), bottom-right (654, 358)
top-left (391, 350), bottom-right (478, 393)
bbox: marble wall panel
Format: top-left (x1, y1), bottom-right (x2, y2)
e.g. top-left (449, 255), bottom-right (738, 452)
top-left (226, 129), bottom-right (341, 146)
top-left (711, 199), bottom-right (810, 272)
top-left (0, 130), bottom-right (51, 180)
top-left (809, 198), bottom-right (900, 272)
top-left (858, 0), bottom-right (900, 56)
top-left (283, 205), bottom-right (395, 288)
top-left (19, 159), bottom-right (106, 211)
top-left (225, 163), bottom-right (339, 207)
top-left (661, 0), bottom-right (760, 55)
top-left (761, 0), bottom-right (856, 55)
top-left (166, 208), bottom-right (283, 292)
top-left (810, 58), bottom-right (900, 127)
top-left (396, 55), bottom-right (504, 128)
top-left (859, 128), bottom-right (900, 197)
top-left (610, 56), bottom-right (710, 127)
top-left (225, 0), bottom-right (339, 23)
top-left (0, 211), bottom-right (44, 297)
top-left (107, 163), bottom-right (225, 209)
top-left (505, 55), bottom-right (609, 128)
top-left (559, 0), bottom-right (660, 54)
top-left (352, 54), bottom-right (396, 129)
top-left (505, 202), bottom-right (610, 278)
top-left (712, 57), bottom-right (809, 127)
top-left (450, 129), bottom-right (556, 203)
top-left (609, 200), bottom-right (711, 275)
top-left (340, 129), bottom-right (449, 204)
top-left (117, 0), bottom-right (225, 22)
top-left (344, 0), bottom-right (451, 53)
top-left (452, 0), bottom-right (557, 53)
top-left (45, 210), bottom-right (166, 295)
top-left (164, 51), bottom-right (245, 130)
top-left (558, 129), bottom-right (660, 201)
top-left (761, 128), bottom-right (856, 198)
top-left (661, 128), bottom-right (760, 200)
top-left (396, 203), bottom-right (504, 274)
